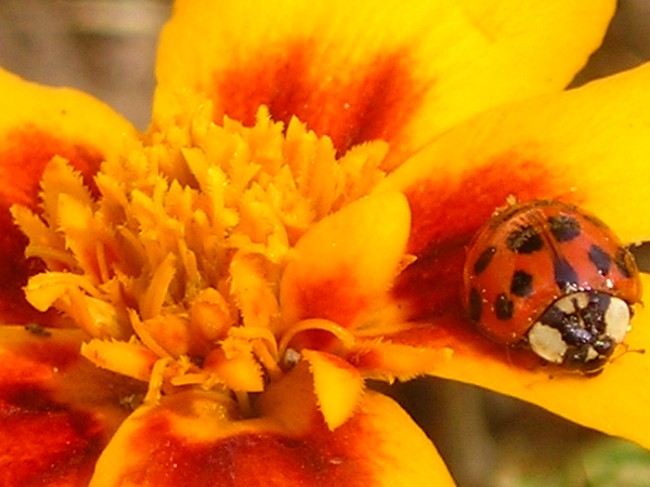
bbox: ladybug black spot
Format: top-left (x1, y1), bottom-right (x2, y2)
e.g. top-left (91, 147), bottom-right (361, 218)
top-left (539, 303), bottom-right (565, 327)
top-left (468, 287), bottom-right (482, 323)
top-left (473, 246), bottom-right (496, 275)
top-left (506, 225), bottom-right (543, 254)
top-left (494, 293), bottom-right (514, 320)
top-left (510, 270), bottom-right (533, 297)
top-left (615, 247), bottom-right (635, 278)
top-left (564, 346), bottom-right (591, 367)
top-left (548, 214), bottom-right (581, 242)
top-left (593, 338), bottom-right (614, 355)
top-left (588, 244), bottom-right (611, 276)
top-left (554, 257), bottom-right (579, 293)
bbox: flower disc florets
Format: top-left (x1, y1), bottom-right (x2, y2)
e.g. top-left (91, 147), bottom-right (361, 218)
top-left (12, 95), bottom-right (388, 404)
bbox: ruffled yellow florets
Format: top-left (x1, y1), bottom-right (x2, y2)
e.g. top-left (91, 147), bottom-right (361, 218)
top-left (12, 95), bottom-right (389, 405)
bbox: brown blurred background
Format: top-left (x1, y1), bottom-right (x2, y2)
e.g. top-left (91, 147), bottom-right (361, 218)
top-left (1, 1), bottom-right (650, 486)
top-left (0, 0), bottom-right (170, 128)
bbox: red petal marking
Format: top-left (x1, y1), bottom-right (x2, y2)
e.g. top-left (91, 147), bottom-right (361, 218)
top-left (0, 338), bottom-right (103, 486)
top-left (0, 126), bottom-right (104, 325)
top-left (392, 152), bottom-right (577, 337)
top-left (118, 411), bottom-right (377, 486)
top-left (404, 152), bottom-right (568, 257)
top-left (291, 271), bottom-right (368, 328)
top-left (0, 385), bottom-right (103, 486)
top-left (213, 43), bottom-right (429, 156)
top-left (0, 336), bottom-right (81, 384)
top-left (0, 125), bottom-right (102, 207)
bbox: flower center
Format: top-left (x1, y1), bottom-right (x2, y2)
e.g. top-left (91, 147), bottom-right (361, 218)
top-left (13, 94), bottom-right (389, 405)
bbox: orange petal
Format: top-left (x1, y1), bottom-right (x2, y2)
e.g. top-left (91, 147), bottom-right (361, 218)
top-left (280, 191), bottom-right (410, 331)
top-left (0, 69), bottom-right (136, 326)
top-left (0, 325), bottom-right (145, 486)
top-left (91, 361), bottom-right (454, 486)
top-left (155, 0), bottom-right (614, 167)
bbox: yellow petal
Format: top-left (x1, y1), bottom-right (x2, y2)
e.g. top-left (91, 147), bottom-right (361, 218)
top-left (155, 0), bottom-right (614, 167)
top-left (204, 345), bottom-right (265, 392)
top-left (0, 68), bottom-right (136, 325)
top-left (302, 349), bottom-right (365, 430)
top-left (91, 365), bottom-right (454, 486)
top-left (0, 326), bottom-right (145, 486)
top-left (280, 191), bottom-right (410, 331)
top-left (0, 68), bottom-right (135, 207)
top-left (347, 339), bottom-right (454, 382)
top-left (422, 273), bottom-right (650, 451)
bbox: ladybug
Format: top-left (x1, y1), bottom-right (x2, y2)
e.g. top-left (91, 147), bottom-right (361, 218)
top-left (463, 200), bottom-right (642, 374)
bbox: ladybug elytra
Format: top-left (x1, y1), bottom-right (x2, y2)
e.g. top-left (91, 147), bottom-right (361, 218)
top-left (463, 200), bottom-right (642, 374)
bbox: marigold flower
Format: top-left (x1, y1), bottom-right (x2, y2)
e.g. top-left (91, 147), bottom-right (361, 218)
top-left (1, 0), bottom-right (649, 485)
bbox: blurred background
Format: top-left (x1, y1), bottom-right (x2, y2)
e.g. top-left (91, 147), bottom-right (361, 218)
top-left (0, 0), bottom-right (169, 128)
top-left (1, 1), bottom-right (650, 486)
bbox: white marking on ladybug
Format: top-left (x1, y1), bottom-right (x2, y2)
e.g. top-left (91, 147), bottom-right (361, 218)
top-left (554, 292), bottom-right (587, 314)
top-left (604, 297), bottom-right (631, 344)
top-left (526, 291), bottom-right (632, 368)
top-left (527, 322), bottom-right (566, 364)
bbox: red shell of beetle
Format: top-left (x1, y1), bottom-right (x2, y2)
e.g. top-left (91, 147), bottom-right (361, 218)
top-left (463, 200), bottom-right (642, 344)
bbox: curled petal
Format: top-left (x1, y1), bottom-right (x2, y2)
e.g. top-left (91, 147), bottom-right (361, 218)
top-left (24, 272), bottom-right (128, 339)
top-left (155, 0), bottom-right (614, 166)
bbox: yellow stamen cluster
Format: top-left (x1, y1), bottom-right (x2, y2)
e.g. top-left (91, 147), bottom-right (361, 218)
top-left (12, 94), bottom-right (388, 401)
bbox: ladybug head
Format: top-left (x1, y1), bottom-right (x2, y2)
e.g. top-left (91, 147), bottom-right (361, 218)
top-left (526, 290), bottom-right (631, 374)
